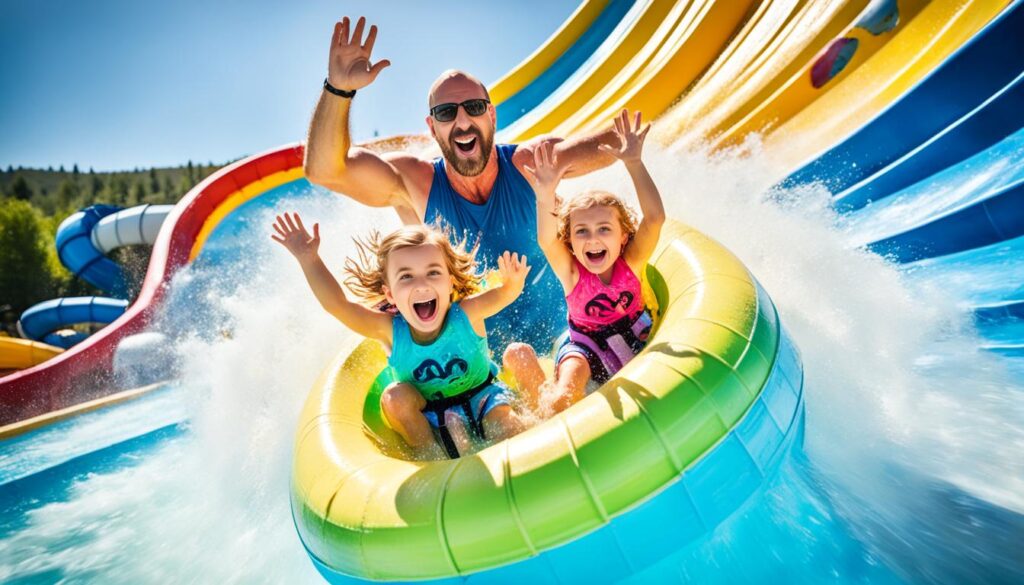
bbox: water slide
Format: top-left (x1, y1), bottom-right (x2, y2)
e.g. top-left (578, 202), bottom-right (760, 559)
top-left (2, 1), bottom-right (1022, 582)
top-left (0, 204), bottom-right (173, 371)
top-left (0, 337), bottom-right (63, 372)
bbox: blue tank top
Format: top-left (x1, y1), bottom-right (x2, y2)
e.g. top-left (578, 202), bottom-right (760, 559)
top-left (389, 303), bottom-right (497, 401)
top-left (425, 143), bottom-right (567, 354)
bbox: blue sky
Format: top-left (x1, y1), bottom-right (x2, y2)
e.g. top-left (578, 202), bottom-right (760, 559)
top-left (0, 1), bottom-right (578, 171)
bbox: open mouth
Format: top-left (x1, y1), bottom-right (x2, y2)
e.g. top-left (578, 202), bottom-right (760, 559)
top-left (585, 250), bottom-right (607, 264)
top-left (453, 134), bottom-right (478, 155)
top-left (412, 299), bottom-right (438, 321)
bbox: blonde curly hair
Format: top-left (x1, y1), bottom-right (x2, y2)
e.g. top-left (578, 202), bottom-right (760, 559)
top-left (344, 224), bottom-right (480, 303)
top-left (556, 190), bottom-right (639, 251)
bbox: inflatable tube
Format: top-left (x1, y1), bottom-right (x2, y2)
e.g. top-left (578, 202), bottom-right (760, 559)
top-left (292, 221), bottom-right (804, 583)
top-left (0, 337), bottom-right (63, 371)
top-left (18, 297), bottom-right (129, 342)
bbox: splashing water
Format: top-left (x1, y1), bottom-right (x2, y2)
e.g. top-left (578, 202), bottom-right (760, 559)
top-left (1, 141), bottom-right (1022, 584)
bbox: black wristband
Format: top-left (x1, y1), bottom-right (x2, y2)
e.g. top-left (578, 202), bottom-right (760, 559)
top-left (323, 79), bottom-right (356, 98)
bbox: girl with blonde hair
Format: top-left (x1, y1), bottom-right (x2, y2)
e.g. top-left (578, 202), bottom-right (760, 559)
top-left (272, 217), bottom-right (532, 459)
top-left (505, 109), bottom-right (665, 414)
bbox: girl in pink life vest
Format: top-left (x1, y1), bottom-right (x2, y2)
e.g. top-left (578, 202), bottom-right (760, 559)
top-left (504, 109), bottom-right (666, 415)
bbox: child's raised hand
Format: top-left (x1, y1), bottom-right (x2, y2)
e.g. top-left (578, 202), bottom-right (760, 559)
top-left (599, 109), bottom-right (650, 163)
top-left (271, 212), bottom-right (320, 260)
top-left (522, 140), bottom-right (565, 196)
top-left (497, 251), bottom-right (531, 296)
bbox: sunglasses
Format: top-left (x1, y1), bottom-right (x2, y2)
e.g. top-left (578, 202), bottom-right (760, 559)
top-left (429, 99), bottom-right (491, 123)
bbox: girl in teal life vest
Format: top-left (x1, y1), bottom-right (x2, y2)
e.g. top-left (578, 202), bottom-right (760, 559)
top-left (272, 216), bottom-right (533, 459)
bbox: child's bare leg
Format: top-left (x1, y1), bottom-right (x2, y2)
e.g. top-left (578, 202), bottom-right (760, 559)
top-left (381, 383), bottom-right (443, 459)
top-left (443, 410), bottom-right (472, 457)
top-left (482, 404), bottom-right (528, 443)
top-left (502, 342), bottom-right (545, 412)
top-left (549, 356), bottom-right (591, 414)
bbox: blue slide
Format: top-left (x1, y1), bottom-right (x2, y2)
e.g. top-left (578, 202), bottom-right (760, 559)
top-left (18, 204), bottom-right (173, 349)
top-left (782, 2), bottom-right (1024, 357)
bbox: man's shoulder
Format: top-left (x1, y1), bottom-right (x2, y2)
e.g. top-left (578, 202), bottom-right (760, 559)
top-left (383, 151), bottom-right (434, 180)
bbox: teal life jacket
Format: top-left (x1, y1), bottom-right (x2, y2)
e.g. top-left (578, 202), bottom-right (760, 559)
top-left (388, 302), bottom-right (497, 401)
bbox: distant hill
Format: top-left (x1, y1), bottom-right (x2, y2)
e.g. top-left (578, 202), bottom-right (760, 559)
top-left (0, 159), bottom-right (234, 218)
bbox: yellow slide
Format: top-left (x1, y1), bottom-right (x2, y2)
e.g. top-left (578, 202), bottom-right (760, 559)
top-left (0, 336), bottom-right (63, 372)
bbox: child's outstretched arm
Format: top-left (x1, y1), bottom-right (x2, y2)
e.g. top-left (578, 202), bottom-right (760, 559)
top-left (271, 212), bottom-right (392, 344)
top-left (600, 110), bottom-right (666, 275)
top-left (461, 251), bottom-right (531, 335)
top-left (523, 141), bottom-right (575, 291)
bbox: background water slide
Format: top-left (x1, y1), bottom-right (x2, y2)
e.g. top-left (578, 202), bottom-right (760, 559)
top-left (0, 338), bottom-right (62, 373)
top-left (0, 147), bottom-right (304, 425)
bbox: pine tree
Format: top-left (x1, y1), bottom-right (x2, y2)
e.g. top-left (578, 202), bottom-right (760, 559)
top-left (108, 175), bottom-right (130, 205)
top-left (56, 179), bottom-right (81, 208)
top-left (10, 176), bottom-right (33, 201)
top-left (90, 172), bottom-right (104, 197)
top-left (149, 168), bottom-right (159, 193)
top-left (72, 163), bottom-right (80, 176)
top-left (186, 160), bottom-right (195, 183)
top-left (128, 180), bottom-right (145, 206)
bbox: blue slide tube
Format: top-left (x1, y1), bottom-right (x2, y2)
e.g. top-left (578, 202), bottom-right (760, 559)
top-left (18, 297), bottom-right (129, 342)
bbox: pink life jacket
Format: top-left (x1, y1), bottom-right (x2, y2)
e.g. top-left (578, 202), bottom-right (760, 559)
top-left (564, 257), bottom-right (652, 378)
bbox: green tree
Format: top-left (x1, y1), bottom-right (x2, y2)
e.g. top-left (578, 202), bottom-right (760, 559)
top-left (56, 179), bottom-right (81, 209)
top-left (107, 175), bottom-right (130, 204)
top-left (177, 174), bottom-right (193, 195)
top-left (10, 176), bottom-right (34, 201)
top-left (89, 170), bottom-right (104, 197)
top-left (149, 168), bottom-right (159, 193)
top-left (0, 198), bottom-right (55, 312)
top-left (72, 163), bottom-right (80, 177)
top-left (130, 180), bottom-right (146, 206)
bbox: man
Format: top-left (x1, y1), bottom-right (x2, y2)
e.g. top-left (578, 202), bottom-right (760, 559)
top-left (305, 16), bottom-right (620, 352)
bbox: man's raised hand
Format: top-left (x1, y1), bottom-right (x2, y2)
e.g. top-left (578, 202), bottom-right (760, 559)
top-left (328, 16), bottom-right (391, 92)
top-left (271, 212), bottom-right (320, 261)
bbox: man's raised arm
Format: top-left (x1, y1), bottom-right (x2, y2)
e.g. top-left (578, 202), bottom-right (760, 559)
top-left (304, 17), bottom-right (409, 209)
top-left (514, 124), bottom-right (622, 181)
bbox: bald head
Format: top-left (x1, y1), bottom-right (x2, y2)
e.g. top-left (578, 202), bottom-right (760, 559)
top-left (428, 70), bottom-right (490, 108)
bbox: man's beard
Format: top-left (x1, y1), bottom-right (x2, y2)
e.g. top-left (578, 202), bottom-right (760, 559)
top-left (438, 127), bottom-right (494, 177)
